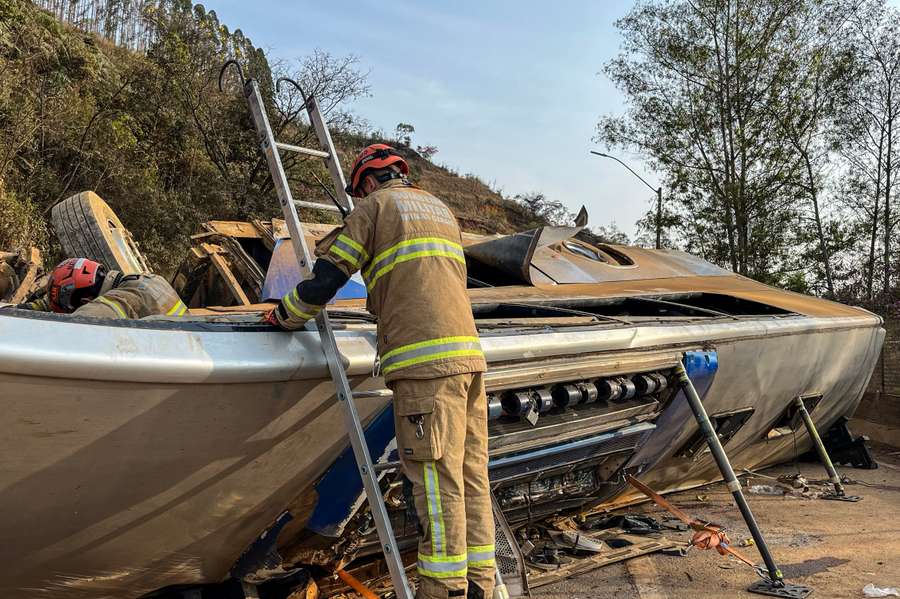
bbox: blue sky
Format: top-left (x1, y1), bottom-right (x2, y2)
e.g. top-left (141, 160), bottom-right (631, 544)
top-left (205, 1), bottom-right (654, 237)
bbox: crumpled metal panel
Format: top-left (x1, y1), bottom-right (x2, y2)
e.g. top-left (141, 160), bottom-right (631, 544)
top-left (463, 225), bottom-right (583, 284)
top-left (530, 245), bottom-right (598, 284)
top-left (463, 226), bottom-right (732, 285)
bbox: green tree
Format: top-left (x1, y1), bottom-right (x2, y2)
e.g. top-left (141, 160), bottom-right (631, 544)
top-left (394, 122), bottom-right (415, 146)
top-left (514, 192), bottom-right (573, 227)
top-left (597, 0), bottom-right (855, 287)
top-left (0, 0), bottom-right (370, 272)
top-left (832, 0), bottom-right (900, 301)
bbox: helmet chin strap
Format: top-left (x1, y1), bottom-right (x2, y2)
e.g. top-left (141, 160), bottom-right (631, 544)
top-left (374, 170), bottom-right (404, 184)
top-left (359, 170), bottom-right (404, 197)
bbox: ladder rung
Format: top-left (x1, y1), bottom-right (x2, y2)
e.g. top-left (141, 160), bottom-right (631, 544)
top-left (294, 200), bottom-right (342, 213)
top-left (353, 389), bottom-right (394, 399)
top-left (374, 461), bottom-right (402, 473)
top-left (275, 141), bottom-right (330, 159)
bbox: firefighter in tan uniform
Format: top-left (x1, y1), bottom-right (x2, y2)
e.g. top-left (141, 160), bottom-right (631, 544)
top-left (17, 257), bottom-right (187, 319)
top-left (265, 144), bottom-right (496, 599)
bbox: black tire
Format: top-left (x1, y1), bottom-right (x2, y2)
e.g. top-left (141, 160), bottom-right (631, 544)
top-left (51, 191), bottom-right (149, 274)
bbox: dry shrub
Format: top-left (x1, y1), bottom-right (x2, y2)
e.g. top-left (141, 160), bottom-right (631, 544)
top-left (0, 179), bottom-right (49, 253)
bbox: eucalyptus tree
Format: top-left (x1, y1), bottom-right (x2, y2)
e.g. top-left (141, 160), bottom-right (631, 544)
top-left (598, 0), bottom-right (856, 287)
top-left (833, 0), bottom-right (900, 300)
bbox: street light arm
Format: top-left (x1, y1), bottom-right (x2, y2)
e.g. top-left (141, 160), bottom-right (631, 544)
top-left (590, 151), bottom-right (659, 193)
top-left (590, 150), bottom-right (665, 250)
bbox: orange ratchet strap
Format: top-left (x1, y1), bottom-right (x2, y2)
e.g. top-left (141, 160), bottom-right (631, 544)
top-left (625, 474), bottom-right (757, 569)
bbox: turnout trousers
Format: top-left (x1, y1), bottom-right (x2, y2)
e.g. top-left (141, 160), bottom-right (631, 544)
top-left (388, 372), bottom-right (496, 599)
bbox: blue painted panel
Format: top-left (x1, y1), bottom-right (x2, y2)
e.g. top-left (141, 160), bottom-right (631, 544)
top-left (307, 403), bottom-right (396, 537)
top-left (683, 350), bottom-right (718, 383)
top-left (621, 350), bottom-right (719, 473)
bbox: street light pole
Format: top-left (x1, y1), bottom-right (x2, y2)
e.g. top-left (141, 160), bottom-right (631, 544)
top-left (656, 186), bottom-right (662, 250)
top-left (590, 151), bottom-right (663, 249)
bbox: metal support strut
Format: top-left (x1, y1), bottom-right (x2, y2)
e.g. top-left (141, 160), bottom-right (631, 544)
top-left (675, 361), bottom-right (812, 598)
top-left (792, 397), bottom-right (861, 502)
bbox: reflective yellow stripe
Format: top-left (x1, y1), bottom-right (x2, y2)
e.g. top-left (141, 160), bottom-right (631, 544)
top-left (416, 565), bottom-right (467, 579)
top-left (467, 559), bottom-right (495, 567)
top-left (467, 544), bottom-right (496, 567)
top-left (328, 234), bottom-right (368, 269)
top-left (27, 298), bottom-right (50, 311)
top-left (282, 290), bottom-right (321, 320)
top-left (329, 244), bottom-right (360, 268)
top-left (366, 237), bottom-right (462, 273)
top-left (381, 336), bottom-right (480, 361)
top-left (96, 296), bottom-right (127, 318)
top-left (337, 234), bottom-right (368, 261)
top-left (417, 552), bottom-right (468, 579)
top-left (362, 236), bottom-right (465, 290)
top-left (468, 555), bottom-right (496, 567)
top-left (166, 300), bottom-right (187, 316)
top-left (366, 250), bottom-right (465, 290)
top-left (383, 349), bottom-right (484, 375)
top-left (423, 461), bottom-right (446, 556)
top-left (381, 336), bottom-right (483, 375)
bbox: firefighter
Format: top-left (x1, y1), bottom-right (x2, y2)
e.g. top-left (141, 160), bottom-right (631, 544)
top-left (18, 257), bottom-right (187, 319)
top-left (265, 144), bottom-right (495, 599)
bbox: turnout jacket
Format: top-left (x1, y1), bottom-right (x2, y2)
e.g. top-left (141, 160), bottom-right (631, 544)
top-left (274, 179), bottom-right (486, 382)
top-left (24, 271), bottom-right (187, 319)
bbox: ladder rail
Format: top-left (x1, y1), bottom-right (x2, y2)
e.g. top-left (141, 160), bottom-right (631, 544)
top-left (305, 92), bottom-right (355, 213)
top-left (241, 78), bottom-right (413, 599)
top-left (274, 74), bottom-right (354, 214)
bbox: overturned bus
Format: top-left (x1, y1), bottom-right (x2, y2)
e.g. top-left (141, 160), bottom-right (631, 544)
top-left (0, 192), bottom-right (884, 598)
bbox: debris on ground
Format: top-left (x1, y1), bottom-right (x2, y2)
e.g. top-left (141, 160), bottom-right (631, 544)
top-left (625, 474), bottom-right (759, 572)
top-left (525, 527), bottom-right (683, 586)
top-left (546, 530), bottom-right (606, 553)
top-left (747, 484), bottom-right (785, 496)
top-left (534, 447), bottom-right (899, 599)
top-left (742, 471), bottom-right (856, 499)
top-left (584, 514), bottom-right (663, 536)
top-left (863, 583), bottom-right (900, 597)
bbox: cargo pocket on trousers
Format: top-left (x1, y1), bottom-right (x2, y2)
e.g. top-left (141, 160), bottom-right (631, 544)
top-left (396, 394), bottom-right (443, 461)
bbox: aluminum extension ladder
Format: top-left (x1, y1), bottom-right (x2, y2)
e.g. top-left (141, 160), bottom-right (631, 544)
top-left (219, 61), bottom-right (414, 599)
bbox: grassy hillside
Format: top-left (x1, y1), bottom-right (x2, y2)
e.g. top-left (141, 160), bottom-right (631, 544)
top-left (0, 0), bottom-right (545, 276)
top-left (334, 137), bottom-right (540, 235)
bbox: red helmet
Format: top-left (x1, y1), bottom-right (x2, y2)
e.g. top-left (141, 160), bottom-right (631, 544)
top-left (48, 258), bottom-right (107, 313)
top-left (345, 144), bottom-right (409, 197)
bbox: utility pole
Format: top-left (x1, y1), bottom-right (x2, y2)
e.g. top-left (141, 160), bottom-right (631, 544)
top-left (590, 151), bottom-right (663, 249)
top-left (655, 186), bottom-right (662, 250)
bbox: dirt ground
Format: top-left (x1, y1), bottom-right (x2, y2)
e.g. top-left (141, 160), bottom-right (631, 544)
top-left (533, 443), bottom-right (900, 599)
